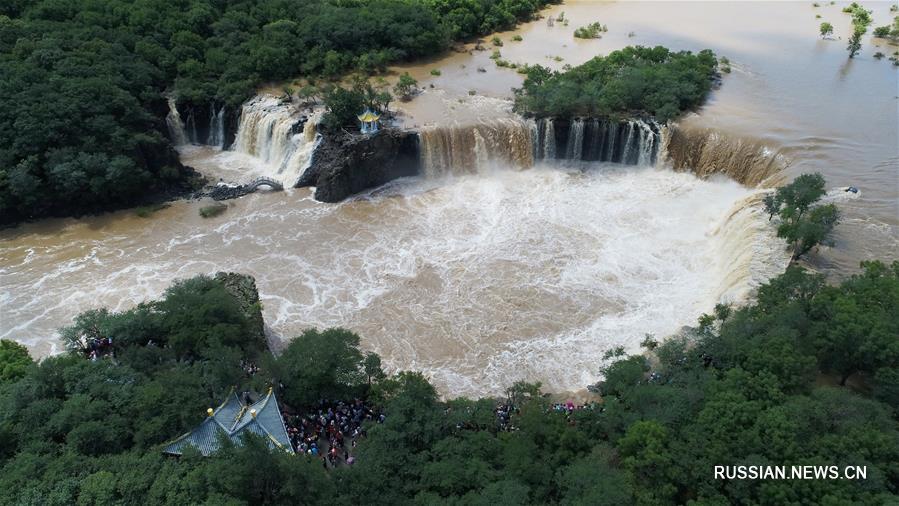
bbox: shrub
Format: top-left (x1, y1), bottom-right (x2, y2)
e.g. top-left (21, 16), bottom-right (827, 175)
top-left (574, 22), bottom-right (604, 39)
top-left (135, 203), bottom-right (169, 218)
top-left (492, 36), bottom-right (503, 46)
top-left (393, 72), bottom-right (418, 101)
top-left (199, 203), bottom-right (227, 218)
top-left (430, 69), bottom-right (442, 76)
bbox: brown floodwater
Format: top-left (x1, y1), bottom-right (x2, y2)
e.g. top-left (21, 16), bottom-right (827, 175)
top-left (393, 0), bottom-right (898, 273)
top-left (1, 1), bottom-right (896, 397)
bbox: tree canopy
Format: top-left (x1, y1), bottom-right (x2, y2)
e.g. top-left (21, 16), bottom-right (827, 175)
top-left (513, 45), bottom-right (719, 122)
top-left (763, 173), bottom-right (839, 260)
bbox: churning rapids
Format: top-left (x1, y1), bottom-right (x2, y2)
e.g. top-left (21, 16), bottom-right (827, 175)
top-left (0, 102), bottom-right (790, 396)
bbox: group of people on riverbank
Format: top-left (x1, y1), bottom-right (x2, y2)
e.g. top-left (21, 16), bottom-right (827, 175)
top-left (240, 359), bottom-right (259, 377)
top-left (82, 337), bottom-right (113, 361)
top-left (282, 399), bottom-right (383, 469)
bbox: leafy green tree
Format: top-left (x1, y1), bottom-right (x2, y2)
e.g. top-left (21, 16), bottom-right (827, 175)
top-left (819, 21), bottom-right (834, 38)
top-left (618, 420), bottom-right (679, 505)
top-left (0, 340), bottom-right (32, 383)
top-left (764, 173), bottom-right (839, 260)
top-left (393, 72), bottom-right (419, 101)
top-left (273, 328), bottom-right (366, 407)
top-left (811, 261), bottom-right (899, 385)
top-left (779, 203), bottom-right (839, 260)
top-left (363, 351), bottom-right (386, 386)
top-left (847, 26), bottom-right (864, 57)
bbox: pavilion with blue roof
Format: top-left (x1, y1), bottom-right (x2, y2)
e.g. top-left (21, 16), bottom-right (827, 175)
top-left (163, 387), bottom-right (292, 456)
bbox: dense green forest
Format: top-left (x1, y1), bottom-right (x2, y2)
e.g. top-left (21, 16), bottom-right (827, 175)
top-left (514, 45), bottom-right (718, 121)
top-left (0, 259), bottom-right (896, 505)
top-left (0, 0), bottom-right (557, 225)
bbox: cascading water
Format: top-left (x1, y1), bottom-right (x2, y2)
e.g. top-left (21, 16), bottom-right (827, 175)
top-left (542, 118), bottom-right (556, 160)
top-left (165, 98), bottom-right (189, 146)
top-left (419, 119), bottom-right (535, 177)
top-left (186, 112), bottom-right (199, 145)
top-left (565, 119), bottom-right (585, 160)
top-left (533, 117), bottom-right (661, 165)
top-left (661, 123), bottom-right (787, 187)
top-left (709, 192), bottom-right (791, 303)
top-left (207, 106), bottom-right (226, 148)
top-left (232, 96), bottom-right (321, 186)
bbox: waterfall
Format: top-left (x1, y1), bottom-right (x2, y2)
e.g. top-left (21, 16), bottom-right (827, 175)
top-left (207, 105), bottom-right (226, 148)
top-left (565, 119), bottom-right (585, 160)
top-left (534, 117), bottom-right (660, 166)
top-left (661, 123), bottom-right (787, 187)
top-left (165, 98), bottom-right (188, 146)
top-left (186, 112), bottom-right (199, 144)
top-left (232, 96), bottom-right (321, 187)
top-left (542, 118), bottom-right (556, 160)
top-left (636, 121), bottom-right (656, 166)
top-left (603, 121), bottom-right (618, 162)
top-left (418, 117), bottom-right (664, 176)
top-left (710, 192), bottom-right (791, 303)
top-left (419, 119), bottom-right (535, 177)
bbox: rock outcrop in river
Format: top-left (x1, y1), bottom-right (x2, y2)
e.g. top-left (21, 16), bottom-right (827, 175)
top-left (299, 129), bottom-right (421, 202)
top-left (214, 272), bottom-right (266, 345)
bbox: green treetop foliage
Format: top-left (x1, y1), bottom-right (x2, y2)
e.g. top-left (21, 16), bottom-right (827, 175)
top-left (873, 16), bottom-right (899, 40)
top-left (0, 340), bottom-right (32, 384)
top-left (842, 2), bottom-right (873, 57)
top-left (321, 75), bottom-right (393, 130)
top-left (393, 72), bottom-right (419, 101)
top-left (269, 327), bottom-right (376, 408)
top-left (513, 46), bottom-right (719, 122)
top-left (763, 173), bottom-right (839, 261)
top-left (819, 21), bottom-right (834, 37)
top-left (573, 22), bottom-right (607, 39)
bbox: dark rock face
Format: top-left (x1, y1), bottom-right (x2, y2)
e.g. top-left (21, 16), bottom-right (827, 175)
top-left (298, 129), bottom-right (420, 202)
top-left (214, 272), bottom-right (266, 346)
top-left (171, 100), bottom-right (238, 148)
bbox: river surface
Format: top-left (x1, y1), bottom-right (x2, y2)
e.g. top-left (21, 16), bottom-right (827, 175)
top-left (1, 1), bottom-right (896, 397)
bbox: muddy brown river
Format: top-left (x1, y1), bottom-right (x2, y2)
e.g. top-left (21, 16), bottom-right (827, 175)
top-left (2, 1), bottom-right (896, 397)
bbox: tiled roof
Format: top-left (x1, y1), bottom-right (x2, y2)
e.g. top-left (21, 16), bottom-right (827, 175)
top-left (162, 388), bottom-right (292, 456)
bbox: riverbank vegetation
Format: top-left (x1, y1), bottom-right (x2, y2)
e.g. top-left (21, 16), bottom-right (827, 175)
top-left (0, 0), bottom-right (559, 226)
top-left (1, 260), bottom-right (896, 504)
top-left (513, 46), bottom-right (718, 122)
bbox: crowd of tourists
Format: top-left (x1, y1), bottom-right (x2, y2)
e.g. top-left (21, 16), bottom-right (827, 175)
top-left (240, 359), bottom-right (259, 377)
top-left (282, 399), bottom-right (383, 468)
top-left (83, 337), bottom-right (114, 361)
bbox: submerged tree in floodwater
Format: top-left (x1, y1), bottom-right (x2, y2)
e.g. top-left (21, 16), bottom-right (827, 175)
top-left (763, 173), bottom-right (839, 261)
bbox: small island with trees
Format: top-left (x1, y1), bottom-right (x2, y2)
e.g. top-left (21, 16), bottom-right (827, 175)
top-left (513, 46), bottom-right (719, 122)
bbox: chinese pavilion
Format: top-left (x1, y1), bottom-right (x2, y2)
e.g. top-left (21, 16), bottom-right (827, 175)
top-left (162, 387), bottom-right (292, 456)
top-left (357, 109), bottom-right (380, 134)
